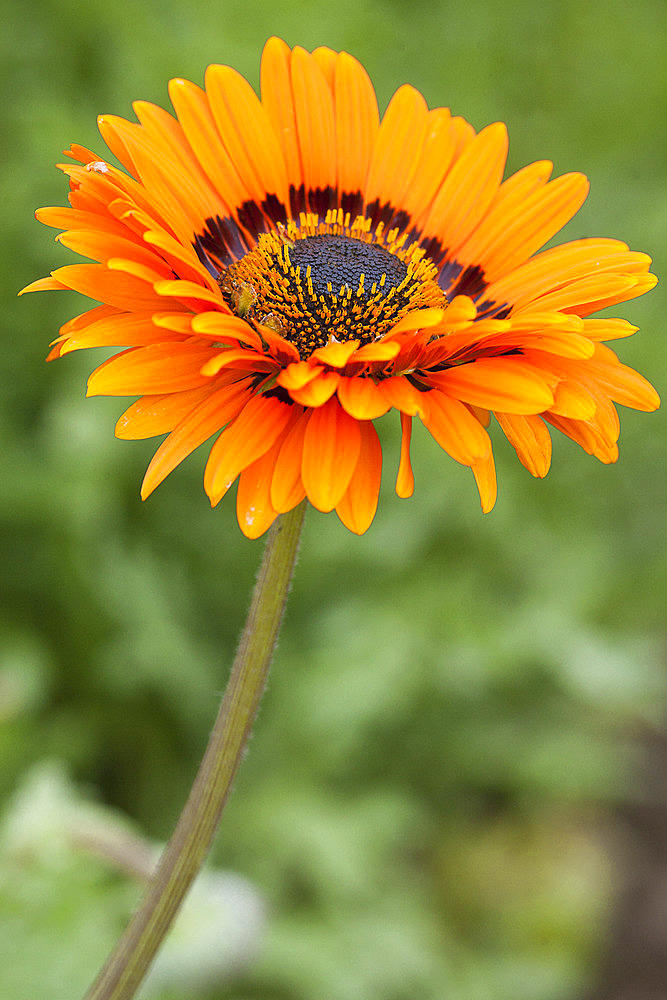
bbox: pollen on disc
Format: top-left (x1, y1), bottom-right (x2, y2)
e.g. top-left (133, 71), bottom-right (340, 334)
top-left (287, 236), bottom-right (408, 297)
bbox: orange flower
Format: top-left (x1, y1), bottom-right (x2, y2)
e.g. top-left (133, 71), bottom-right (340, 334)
top-left (23, 38), bottom-right (659, 537)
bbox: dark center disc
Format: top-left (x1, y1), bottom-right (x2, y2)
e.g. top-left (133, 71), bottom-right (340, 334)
top-left (287, 235), bottom-right (409, 298)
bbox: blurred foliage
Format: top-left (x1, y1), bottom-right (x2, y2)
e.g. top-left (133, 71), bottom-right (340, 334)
top-left (2, 0), bottom-right (666, 997)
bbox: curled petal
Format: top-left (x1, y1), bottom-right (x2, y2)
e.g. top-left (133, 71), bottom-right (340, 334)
top-left (396, 413), bottom-right (415, 498)
top-left (310, 340), bottom-right (360, 367)
top-left (278, 361), bottom-right (325, 391)
top-left (191, 311), bottom-right (264, 350)
top-left (287, 370), bottom-right (341, 407)
top-left (337, 376), bottom-right (391, 419)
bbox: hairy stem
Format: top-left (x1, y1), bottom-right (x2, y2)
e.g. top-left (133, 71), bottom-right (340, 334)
top-left (84, 502), bottom-right (307, 1000)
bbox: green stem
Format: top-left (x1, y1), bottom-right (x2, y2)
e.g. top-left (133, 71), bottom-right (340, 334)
top-left (84, 502), bottom-right (307, 1000)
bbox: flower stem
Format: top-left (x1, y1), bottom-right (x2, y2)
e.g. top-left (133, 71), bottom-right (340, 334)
top-left (84, 501), bottom-right (307, 1000)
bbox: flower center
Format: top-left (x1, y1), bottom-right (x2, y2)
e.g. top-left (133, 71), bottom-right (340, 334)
top-left (220, 211), bottom-right (447, 358)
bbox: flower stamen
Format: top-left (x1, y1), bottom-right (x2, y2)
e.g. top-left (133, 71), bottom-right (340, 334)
top-left (220, 211), bottom-right (447, 357)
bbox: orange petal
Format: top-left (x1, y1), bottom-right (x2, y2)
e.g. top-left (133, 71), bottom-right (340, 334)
top-left (153, 279), bottom-right (223, 307)
top-left (311, 46), bottom-right (337, 90)
top-left (151, 312), bottom-right (196, 334)
top-left (56, 230), bottom-right (166, 273)
top-left (351, 340), bottom-right (402, 363)
top-left (51, 263), bottom-right (170, 312)
top-left (87, 344), bottom-right (218, 396)
top-left (401, 108), bottom-right (460, 225)
top-left (98, 115), bottom-right (210, 238)
top-left (582, 345), bottom-right (660, 412)
top-left (524, 274), bottom-right (649, 316)
top-left (286, 370), bottom-right (340, 407)
top-left (448, 115), bottom-right (477, 158)
top-left (291, 46), bottom-right (336, 202)
top-left (386, 307), bottom-right (448, 336)
top-left (48, 306), bottom-right (120, 358)
top-left (95, 116), bottom-right (137, 176)
top-left (204, 393), bottom-right (296, 499)
top-left (310, 340), bottom-right (360, 367)
top-left (469, 405), bottom-right (491, 427)
top-left (450, 159), bottom-right (553, 265)
top-left (301, 397), bottom-right (362, 511)
top-left (107, 257), bottom-right (172, 285)
top-left (167, 77), bottom-right (249, 214)
top-left (260, 37), bottom-right (303, 192)
top-left (130, 101), bottom-right (226, 220)
top-left (421, 122), bottom-right (508, 253)
top-left (19, 275), bottom-right (69, 295)
top-left (550, 380), bottom-right (597, 420)
top-left (254, 323), bottom-right (301, 365)
top-left (428, 359), bottom-right (555, 414)
top-left (501, 328), bottom-right (594, 360)
top-left (337, 376), bottom-right (391, 419)
top-left (204, 64), bottom-right (289, 209)
top-left (141, 378), bottom-right (254, 498)
top-left (35, 206), bottom-right (130, 237)
top-left (471, 452), bottom-right (498, 512)
top-left (236, 443), bottom-right (282, 539)
top-left (271, 411), bottom-right (309, 513)
top-left (191, 311), bottom-right (263, 350)
top-left (116, 384), bottom-right (217, 439)
top-left (422, 392), bottom-right (491, 466)
top-left (142, 227), bottom-right (216, 288)
top-left (586, 392), bottom-right (620, 447)
top-left (546, 413), bottom-right (619, 463)
top-left (486, 239), bottom-right (651, 311)
top-left (58, 304), bottom-right (119, 333)
top-left (334, 52), bottom-right (379, 200)
top-left (440, 296), bottom-right (479, 327)
top-left (365, 85), bottom-right (429, 211)
top-left (460, 171), bottom-right (589, 280)
top-left (581, 318), bottom-right (638, 342)
top-left (336, 421), bottom-right (383, 534)
top-left (58, 312), bottom-right (178, 355)
top-left (132, 98), bottom-right (222, 205)
top-left (523, 344), bottom-right (660, 414)
top-left (377, 376), bottom-right (429, 417)
top-left (201, 348), bottom-right (276, 376)
top-left (396, 413), bottom-right (415, 498)
top-left (278, 360), bottom-right (325, 391)
top-left (496, 413), bottom-right (552, 478)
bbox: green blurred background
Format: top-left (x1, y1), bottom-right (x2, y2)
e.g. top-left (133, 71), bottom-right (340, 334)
top-left (2, 0), bottom-right (665, 997)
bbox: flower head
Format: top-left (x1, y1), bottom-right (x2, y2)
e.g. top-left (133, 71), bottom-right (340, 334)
top-left (24, 38), bottom-right (659, 536)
